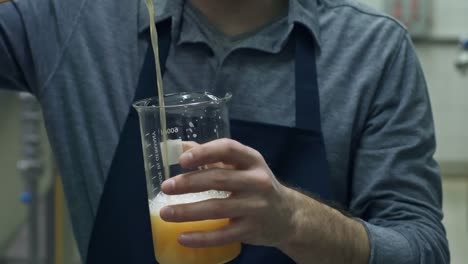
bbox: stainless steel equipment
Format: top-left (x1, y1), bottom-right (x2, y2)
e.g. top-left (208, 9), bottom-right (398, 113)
top-left (455, 38), bottom-right (468, 73)
top-left (16, 92), bottom-right (44, 264)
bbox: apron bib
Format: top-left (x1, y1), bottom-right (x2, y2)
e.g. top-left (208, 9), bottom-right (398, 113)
top-left (87, 19), bottom-right (331, 264)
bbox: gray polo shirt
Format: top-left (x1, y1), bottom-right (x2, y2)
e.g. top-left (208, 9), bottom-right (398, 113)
top-left (0, 0), bottom-right (449, 263)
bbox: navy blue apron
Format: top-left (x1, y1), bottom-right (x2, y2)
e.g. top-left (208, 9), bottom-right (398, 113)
top-left (87, 19), bottom-right (331, 264)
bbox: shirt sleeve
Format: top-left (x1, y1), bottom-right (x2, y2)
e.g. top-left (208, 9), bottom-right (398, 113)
top-left (0, 1), bottom-right (35, 93)
top-left (350, 32), bottom-right (450, 264)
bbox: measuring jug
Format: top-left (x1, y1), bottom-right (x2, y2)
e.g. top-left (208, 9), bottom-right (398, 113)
top-left (133, 92), bottom-right (241, 264)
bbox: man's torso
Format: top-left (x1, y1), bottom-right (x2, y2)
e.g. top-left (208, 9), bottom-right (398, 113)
top-left (1, 0), bottom-right (406, 259)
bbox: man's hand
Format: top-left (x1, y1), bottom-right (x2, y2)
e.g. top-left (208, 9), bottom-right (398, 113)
top-left (160, 138), bottom-right (370, 264)
top-left (160, 138), bottom-right (295, 248)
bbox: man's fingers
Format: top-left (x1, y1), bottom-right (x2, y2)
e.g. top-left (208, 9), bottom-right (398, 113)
top-left (179, 138), bottom-right (263, 169)
top-left (182, 141), bottom-right (232, 169)
top-left (178, 220), bottom-right (248, 248)
top-left (182, 141), bottom-right (199, 152)
top-left (161, 168), bottom-right (256, 194)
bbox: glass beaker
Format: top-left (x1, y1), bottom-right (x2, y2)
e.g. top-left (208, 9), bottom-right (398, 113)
top-left (133, 92), bottom-right (241, 264)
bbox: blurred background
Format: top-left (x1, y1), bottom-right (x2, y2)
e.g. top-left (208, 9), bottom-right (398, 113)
top-left (0, 0), bottom-right (467, 263)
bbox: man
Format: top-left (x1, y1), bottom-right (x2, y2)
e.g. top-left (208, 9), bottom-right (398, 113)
top-left (0, 0), bottom-right (449, 263)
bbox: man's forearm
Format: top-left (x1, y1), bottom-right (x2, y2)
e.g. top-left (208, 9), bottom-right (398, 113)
top-left (278, 188), bottom-right (370, 264)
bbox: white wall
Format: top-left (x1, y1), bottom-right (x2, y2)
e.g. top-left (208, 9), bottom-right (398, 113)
top-left (361, 0), bottom-right (468, 38)
top-left (361, 0), bottom-right (383, 10)
top-left (416, 44), bottom-right (468, 164)
top-left (432, 0), bottom-right (468, 38)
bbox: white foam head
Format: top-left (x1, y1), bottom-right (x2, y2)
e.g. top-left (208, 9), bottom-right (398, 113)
top-left (149, 190), bottom-right (228, 214)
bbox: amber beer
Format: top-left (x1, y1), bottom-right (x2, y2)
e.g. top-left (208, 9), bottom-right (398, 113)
top-left (150, 192), bottom-right (241, 264)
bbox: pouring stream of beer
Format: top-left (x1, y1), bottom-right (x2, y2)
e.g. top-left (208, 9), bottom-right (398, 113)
top-left (145, 0), bottom-right (170, 181)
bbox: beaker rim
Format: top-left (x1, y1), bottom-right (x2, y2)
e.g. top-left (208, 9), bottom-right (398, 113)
top-left (132, 92), bottom-right (232, 111)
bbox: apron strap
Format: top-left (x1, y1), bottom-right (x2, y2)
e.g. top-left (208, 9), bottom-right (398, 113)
top-left (295, 24), bottom-right (321, 133)
top-left (228, 24), bottom-right (331, 264)
top-left (291, 23), bottom-right (331, 200)
top-left (86, 19), bottom-right (172, 264)
top-left (135, 19), bottom-right (172, 101)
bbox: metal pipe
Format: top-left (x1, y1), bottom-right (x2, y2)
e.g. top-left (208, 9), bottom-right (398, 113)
top-left (455, 38), bottom-right (468, 73)
top-left (16, 92), bottom-right (44, 264)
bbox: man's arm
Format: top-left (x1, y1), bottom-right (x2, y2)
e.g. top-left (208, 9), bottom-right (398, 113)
top-left (348, 32), bottom-right (449, 264)
top-left (277, 188), bottom-right (370, 264)
top-left (0, 0), bottom-right (33, 93)
top-left (273, 32), bottom-right (448, 264)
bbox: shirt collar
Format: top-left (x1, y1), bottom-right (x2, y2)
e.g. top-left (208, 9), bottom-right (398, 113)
top-left (138, 0), bottom-right (182, 33)
top-left (138, 0), bottom-right (321, 48)
top-left (290, 0), bottom-right (322, 47)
